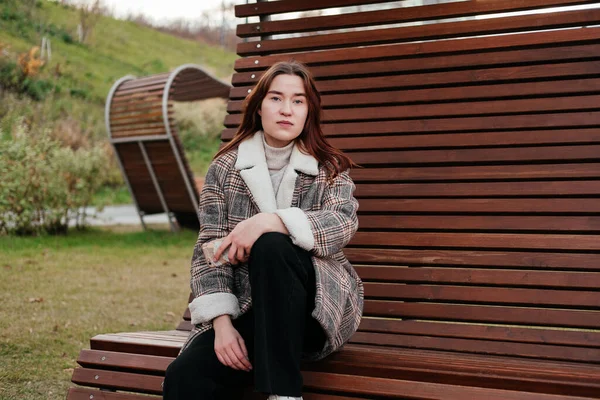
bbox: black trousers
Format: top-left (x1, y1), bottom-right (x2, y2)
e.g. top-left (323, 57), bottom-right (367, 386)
top-left (163, 232), bottom-right (327, 399)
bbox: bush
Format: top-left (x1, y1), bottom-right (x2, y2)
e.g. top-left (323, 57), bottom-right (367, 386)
top-left (0, 59), bottom-right (22, 89)
top-left (70, 87), bottom-right (90, 100)
top-left (21, 77), bottom-right (55, 100)
top-left (0, 122), bottom-right (112, 235)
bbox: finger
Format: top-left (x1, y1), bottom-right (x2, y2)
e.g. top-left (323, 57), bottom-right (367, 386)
top-left (228, 243), bottom-right (238, 265)
top-left (231, 338), bottom-right (252, 371)
top-left (225, 346), bottom-right (247, 371)
top-left (236, 246), bottom-right (246, 264)
top-left (220, 349), bottom-right (238, 370)
top-left (214, 236), bottom-right (231, 262)
top-left (215, 351), bottom-right (228, 367)
top-left (237, 337), bottom-right (252, 370)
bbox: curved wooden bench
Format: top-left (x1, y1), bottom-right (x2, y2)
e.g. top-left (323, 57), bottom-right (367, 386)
top-left (106, 65), bottom-right (230, 231)
top-left (68, 1), bottom-right (600, 399)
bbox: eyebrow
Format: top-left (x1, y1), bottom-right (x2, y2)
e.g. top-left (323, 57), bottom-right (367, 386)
top-left (267, 90), bottom-right (306, 97)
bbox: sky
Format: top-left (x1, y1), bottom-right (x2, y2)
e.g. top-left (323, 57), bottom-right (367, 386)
top-left (101, 0), bottom-right (240, 25)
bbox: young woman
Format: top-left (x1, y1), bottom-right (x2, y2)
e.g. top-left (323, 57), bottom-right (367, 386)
top-left (163, 61), bottom-right (363, 400)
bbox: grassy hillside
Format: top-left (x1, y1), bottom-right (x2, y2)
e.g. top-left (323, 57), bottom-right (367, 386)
top-left (0, 0), bottom-right (236, 103)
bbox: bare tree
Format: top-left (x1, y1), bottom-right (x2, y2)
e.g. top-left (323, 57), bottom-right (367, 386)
top-left (78, 0), bottom-right (102, 44)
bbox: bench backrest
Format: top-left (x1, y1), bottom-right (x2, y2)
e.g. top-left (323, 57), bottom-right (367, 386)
top-left (184, 0), bottom-right (600, 365)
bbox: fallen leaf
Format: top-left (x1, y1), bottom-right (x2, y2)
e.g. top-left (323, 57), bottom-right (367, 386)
top-left (165, 311), bottom-right (176, 318)
top-left (163, 261), bottom-right (169, 266)
top-left (171, 273), bottom-right (177, 278)
top-left (63, 368), bottom-right (74, 374)
top-left (28, 297), bottom-right (43, 303)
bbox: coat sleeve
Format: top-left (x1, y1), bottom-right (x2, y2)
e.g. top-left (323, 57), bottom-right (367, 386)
top-left (188, 159), bottom-right (240, 326)
top-left (275, 170), bottom-right (359, 257)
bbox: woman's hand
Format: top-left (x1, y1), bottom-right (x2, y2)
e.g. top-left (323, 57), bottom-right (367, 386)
top-left (214, 213), bottom-right (287, 265)
top-left (213, 315), bottom-right (252, 371)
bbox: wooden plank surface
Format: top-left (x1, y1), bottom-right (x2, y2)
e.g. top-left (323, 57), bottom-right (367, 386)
top-left (355, 198), bottom-right (600, 213)
top-left (363, 301), bottom-right (600, 328)
top-left (237, 9), bottom-right (600, 56)
top-left (237, 0), bottom-right (598, 37)
top-left (357, 318), bottom-right (600, 348)
top-left (343, 248), bottom-right (600, 270)
top-left (234, 27), bottom-right (600, 71)
top-left (303, 370), bottom-right (595, 399)
top-left (355, 266), bottom-right (600, 289)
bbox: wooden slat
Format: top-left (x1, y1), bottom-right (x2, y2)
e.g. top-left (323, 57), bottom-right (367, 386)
top-left (110, 110), bottom-right (167, 123)
top-left (363, 301), bottom-right (600, 328)
top-left (237, 0), bottom-right (597, 37)
top-left (226, 95), bottom-right (600, 126)
top-left (110, 93), bottom-right (165, 105)
top-left (237, 9), bottom-right (600, 56)
top-left (320, 112), bottom-right (600, 137)
top-left (363, 282), bottom-right (600, 307)
top-left (357, 319), bottom-right (600, 348)
top-left (349, 164), bottom-right (600, 181)
top-left (71, 368), bottom-right (163, 395)
top-left (234, 25), bottom-right (600, 71)
top-left (114, 84), bottom-right (169, 97)
top-left (77, 349), bottom-right (172, 372)
top-left (111, 102), bottom-right (165, 114)
top-left (355, 266), bottom-right (600, 289)
top-left (321, 344), bottom-right (600, 390)
top-left (356, 198), bottom-right (600, 214)
top-left (350, 231), bottom-right (600, 251)
top-left (302, 370), bottom-right (594, 400)
top-left (353, 181), bottom-right (600, 197)
top-left (345, 248), bottom-right (600, 271)
top-left (68, 388), bottom-right (159, 400)
top-left (349, 331), bottom-right (600, 363)
top-left (230, 78), bottom-right (600, 111)
top-left (231, 60), bottom-right (600, 98)
top-left (90, 332), bottom-right (185, 357)
top-left (358, 215), bottom-right (600, 231)
top-left (235, 0), bottom-right (402, 18)
top-left (323, 129), bottom-right (600, 151)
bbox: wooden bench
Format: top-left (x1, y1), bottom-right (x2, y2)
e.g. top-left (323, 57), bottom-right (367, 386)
top-left (68, 1), bottom-right (600, 398)
top-left (105, 65), bottom-right (230, 231)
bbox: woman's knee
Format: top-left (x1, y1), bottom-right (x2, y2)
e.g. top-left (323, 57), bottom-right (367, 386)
top-left (252, 232), bottom-right (291, 255)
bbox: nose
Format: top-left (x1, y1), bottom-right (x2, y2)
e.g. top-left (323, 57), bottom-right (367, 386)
top-left (280, 100), bottom-right (292, 116)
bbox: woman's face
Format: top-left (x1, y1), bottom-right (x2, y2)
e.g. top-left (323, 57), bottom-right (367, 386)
top-left (259, 74), bottom-right (309, 148)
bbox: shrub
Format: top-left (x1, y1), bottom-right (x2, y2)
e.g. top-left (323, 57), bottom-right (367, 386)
top-left (70, 87), bottom-right (90, 100)
top-left (21, 77), bottom-right (55, 100)
top-left (0, 122), bottom-right (112, 235)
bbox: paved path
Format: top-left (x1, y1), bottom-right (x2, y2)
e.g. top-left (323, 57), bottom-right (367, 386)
top-left (75, 205), bottom-right (168, 226)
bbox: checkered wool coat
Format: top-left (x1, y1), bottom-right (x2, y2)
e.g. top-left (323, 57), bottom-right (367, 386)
top-left (181, 131), bottom-right (364, 360)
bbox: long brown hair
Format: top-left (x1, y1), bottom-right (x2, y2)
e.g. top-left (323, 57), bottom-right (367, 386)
top-left (214, 60), bottom-right (358, 179)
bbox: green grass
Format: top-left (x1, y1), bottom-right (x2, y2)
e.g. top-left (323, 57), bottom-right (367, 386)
top-left (0, 227), bottom-right (198, 400)
top-left (90, 184), bottom-right (132, 207)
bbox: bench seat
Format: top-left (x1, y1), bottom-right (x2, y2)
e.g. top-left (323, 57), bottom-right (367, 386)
top-left (69, 331), bottom-right (600, 398)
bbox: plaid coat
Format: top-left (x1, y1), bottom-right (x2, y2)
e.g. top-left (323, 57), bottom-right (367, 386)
top-left (181, 131), bottom-right (363, 360)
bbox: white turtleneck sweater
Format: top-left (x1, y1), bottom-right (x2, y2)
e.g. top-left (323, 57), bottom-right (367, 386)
top-left (262, 134), bottom-right (294, 208)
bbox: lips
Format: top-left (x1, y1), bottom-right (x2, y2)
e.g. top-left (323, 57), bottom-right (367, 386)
top-left (277, 121), bottom-right (293, 126)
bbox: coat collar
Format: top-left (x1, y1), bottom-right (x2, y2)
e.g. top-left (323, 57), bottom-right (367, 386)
top-left (234, 131), bottom-right (319, 213)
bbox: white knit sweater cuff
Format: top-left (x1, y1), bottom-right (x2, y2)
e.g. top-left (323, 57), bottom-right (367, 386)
top-left (274, 207), bottom-right (315, 251)
top-left (188, 293), bottom-right (240, 325)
